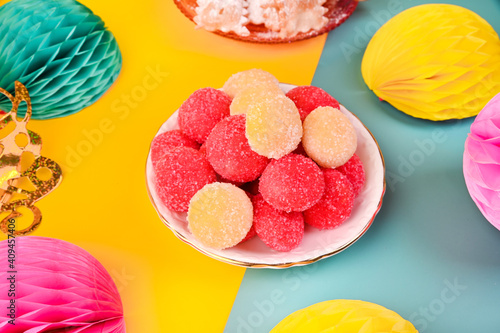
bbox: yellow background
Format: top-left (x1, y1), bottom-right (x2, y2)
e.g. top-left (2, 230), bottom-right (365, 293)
top-left (0, 0), bottom-right (326, 331)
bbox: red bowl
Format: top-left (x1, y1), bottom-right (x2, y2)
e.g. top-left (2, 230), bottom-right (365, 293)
top-left (173, 0), bottom-right (359, 43)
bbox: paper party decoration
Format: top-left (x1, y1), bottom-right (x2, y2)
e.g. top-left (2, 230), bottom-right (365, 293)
top-left (0, 82), bottom-right (63, 236)
top-left (464, 93), bottom-right (500, 230)
top-left (361, 4), bottom-right (500, 121)
top-left (0, 0), bottom-right (122, 119)
top-left (271, 300), bottom-right (418, 332)
top-left (0, 236), bottom-right (125, 332)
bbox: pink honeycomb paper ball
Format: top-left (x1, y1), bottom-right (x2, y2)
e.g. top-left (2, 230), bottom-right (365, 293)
top-left (0, 236), bottom-right (125, 332)
top-left (463, 93), bottom-right (500, 230)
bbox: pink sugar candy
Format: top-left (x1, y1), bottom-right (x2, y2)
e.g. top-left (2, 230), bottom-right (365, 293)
top-left (206, 114), bottom-right (269, 182)
top-left (154, 146), bottom-right (217, 212)
top-left (253, 194), bottom-right (304, 252)
top-left (304, 169), bottom-right (355, 229)
top-left (179, 87), bottom-right (231, 144)
top-left (336, 153), bottom-right (365, 197)
top-left (259, 154), bottom-right (325, 212)
top-left (286, 86), bottom-right (340, 121)
top-left (151, 130), bottom-right (200, 166)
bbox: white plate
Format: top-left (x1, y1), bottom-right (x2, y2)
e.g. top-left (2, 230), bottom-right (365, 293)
top-left (145, 84), bottom-right (386, 268)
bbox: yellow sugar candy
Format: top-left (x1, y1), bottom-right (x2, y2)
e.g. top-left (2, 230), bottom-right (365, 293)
top-left (361, 4), bottom-right (500, 121)
top-left (187, 182), bottom-right (253, 250)
top-left (271, 300), bottom-right (418, 333)
top-left (223, 68), bottom-right (280, 99)
top-left (230, 84), bottom-right (284, 116)
top-left (302, 106), bottom-right (356, 168)
top-left (245, 93), bottom-right (302, 159)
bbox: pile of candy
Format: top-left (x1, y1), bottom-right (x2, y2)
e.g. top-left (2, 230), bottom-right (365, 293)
top-left (152, 69), bottom-right (365, 252)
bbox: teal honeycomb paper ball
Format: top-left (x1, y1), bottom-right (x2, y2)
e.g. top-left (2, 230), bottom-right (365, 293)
top-left (0, 0), bottom-right (122, 119)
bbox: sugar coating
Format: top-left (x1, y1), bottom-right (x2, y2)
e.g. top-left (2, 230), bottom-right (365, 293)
top-left (336, 153), bottom-right (365, 197)
top-left (154, 147), bottom-right (217, 212)
top-left (223, 69), bottom-right (279, 99)
top-left (178, 87), bottom-right (231, 144)
top-left (206, 115), bottom-right (269, 182)
top-left (194, 0), bottom-right (250, 36)
top-left (230, 84), bottom-right (284, 116)
top-left (187, 182), bottom-right (253, 250)
top-left (150, 130), bottom-right (200, 167)
top-left (304, 169), bottom-right (355, 229)
top-left (259, 154), bottom-right (325, 212)
top-left (286, 85), bottom-right (340, 121)
top-left (303, 106), bottom-right (357, 168)
top-left (246, 94), bottom-right (302, 159)
top-left (253, 194), bottom-right (304, 252)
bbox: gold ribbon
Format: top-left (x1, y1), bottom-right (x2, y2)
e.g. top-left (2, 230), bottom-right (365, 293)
top-left (0, 82), bottom-right (62, 236)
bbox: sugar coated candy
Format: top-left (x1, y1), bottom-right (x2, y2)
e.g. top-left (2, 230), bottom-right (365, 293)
top-left (336, 153), bottom-right (365, 197)
top-left (246, 94), bottom-right (302, 159)
top-left (303, 106), bottom-right (357, 168)
top-left (230, 83), bottom-right (284, 116)
top-left (223, 69), bottom-right (280, 99)
top-left (206, 115), bottom-right (269, 182)
top-left (286, 85), bottom-right (340, 121)
top-left (253, 194), bottom-right (304, 252)
top-left (304, 169), bottom-right (354, 229)
top-left (154, 147), bottom-right (216, 212)
top-left (259, 154), bottom-right (325, 212)
top-left (188, 182), bottom-right (253, 249)
top-left (150, 130), bottom-right (200, 166)
top-left (179, 87), bottom-right (231, 144)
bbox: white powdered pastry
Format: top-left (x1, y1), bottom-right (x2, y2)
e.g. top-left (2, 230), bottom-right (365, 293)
top-left (194, 0), bottom-right (250, 36)
top-left (247, 0), bottom-right (278, 27)
top-left (247, 0), bottom-right (328, 37)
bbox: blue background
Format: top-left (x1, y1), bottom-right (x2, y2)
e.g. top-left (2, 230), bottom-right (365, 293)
top-left (224, 1), bottom-right (500, 332)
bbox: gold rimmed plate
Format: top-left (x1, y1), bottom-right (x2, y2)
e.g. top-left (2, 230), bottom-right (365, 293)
top-left (173, 0), bottom-right (359, 43)
top-left (146, 84), bottom-right (385, 268)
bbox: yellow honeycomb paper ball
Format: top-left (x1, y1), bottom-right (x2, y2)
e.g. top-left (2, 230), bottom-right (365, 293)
top-left (361, 4), bottom-right (500, 121)
top-left (271, 300), bottom-right (418, 333)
